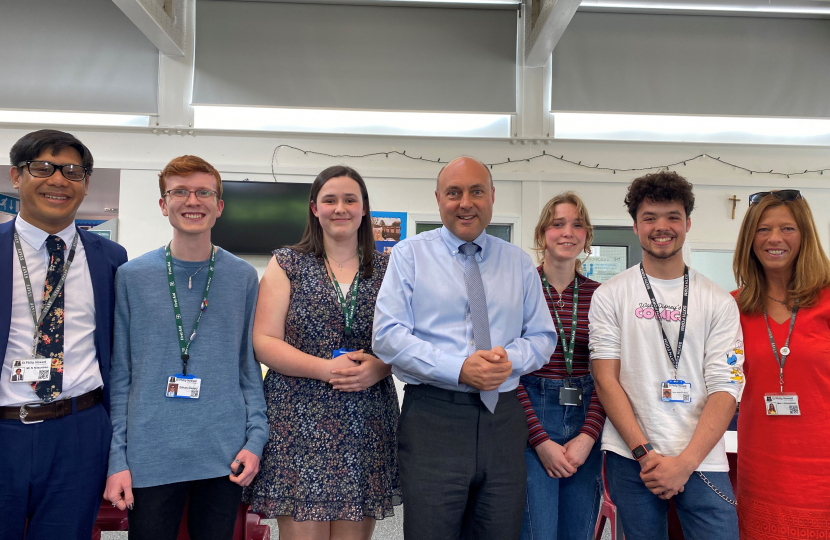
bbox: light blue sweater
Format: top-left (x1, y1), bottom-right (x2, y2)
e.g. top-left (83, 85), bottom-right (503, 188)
top-left (108, 246), bottom-right (268, 488)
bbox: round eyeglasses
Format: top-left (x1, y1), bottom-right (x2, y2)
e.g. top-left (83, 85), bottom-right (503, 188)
top-left (18, 160), bottom-right (90, 182)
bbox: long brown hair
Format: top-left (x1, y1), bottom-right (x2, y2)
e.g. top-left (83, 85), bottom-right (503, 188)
top-left (733, 193), bottom-right (830, 313)
top-left (533, 191), bottom-right (594, 272)
top-left (291, 165), bottom-right (376, 278)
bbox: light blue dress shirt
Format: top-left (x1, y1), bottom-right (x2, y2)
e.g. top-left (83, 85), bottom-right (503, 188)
top-left (372, 227), bottom-right (557, 393)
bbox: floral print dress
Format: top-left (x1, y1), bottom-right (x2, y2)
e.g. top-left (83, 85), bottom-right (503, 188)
top-left (246, 248), bottom-right (402, 521)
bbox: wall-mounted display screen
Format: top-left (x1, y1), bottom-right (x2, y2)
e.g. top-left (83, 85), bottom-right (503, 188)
top-left (212, 180), bottom-right (310, 255)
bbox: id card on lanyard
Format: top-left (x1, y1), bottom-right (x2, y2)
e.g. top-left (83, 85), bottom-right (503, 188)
top-left (763, 306), bottom-right (800, 416)
top-left (10, 231), bottom-right (78, 383)
top-left (164, 243), bottom-right (215, 399)
top-left (542, 273), bottom-right (582, 406)
top-left (639, 264), bottom-right (692, 403)
top-left (325, 248), bottom-right (361, 338)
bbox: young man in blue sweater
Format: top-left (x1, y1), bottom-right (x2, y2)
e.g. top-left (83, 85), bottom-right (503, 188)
top-left (104, 155), bottom-right (268, 540)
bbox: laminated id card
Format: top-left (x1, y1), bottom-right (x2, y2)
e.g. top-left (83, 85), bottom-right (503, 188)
top-left (764, 393), bottom-right (800, 416)
top-left (165, 374), bottom-right (201, 399)
top-left (661, 380), bottom-right (691, 403)
top-left (9, 358), bottom-right (50, 383)
top-left (559, 386), bottom-right (583, 406)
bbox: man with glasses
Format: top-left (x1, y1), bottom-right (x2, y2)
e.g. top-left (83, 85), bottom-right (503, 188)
top-left (104, 155), bottom-right (268, 540)
top-left (0, 129), bottom-right (128, 539)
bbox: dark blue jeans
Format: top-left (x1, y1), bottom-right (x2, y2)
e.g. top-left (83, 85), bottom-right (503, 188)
top-left (605, 451), bottom-right (738, 540)
top-left (520, 374), bottom-right (603, 540)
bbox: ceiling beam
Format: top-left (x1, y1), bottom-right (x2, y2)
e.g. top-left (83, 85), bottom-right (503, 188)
top-left (112, 0), bottom-right (186, 56)
top-left (524, 0), bottom-right (582, 67)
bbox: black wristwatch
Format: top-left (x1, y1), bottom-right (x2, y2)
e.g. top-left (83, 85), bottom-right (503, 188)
top-left (631, 442), bottom-right (653, 461)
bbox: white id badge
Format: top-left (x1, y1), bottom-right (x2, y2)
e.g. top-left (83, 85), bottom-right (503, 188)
top-left (9, 358), bottom-right (51, 383)
top-left (165, 374), bottom-right (201, 399)
top-left (661, 380), bottom-right (692, 403)
top-left (764, 393), bottom-right (800, 416)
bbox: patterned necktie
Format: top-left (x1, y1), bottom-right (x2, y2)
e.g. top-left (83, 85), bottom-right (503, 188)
top-left (32, 235), bottom-right (66, 402)
top-left (459, 242), bottom-right (498, 413)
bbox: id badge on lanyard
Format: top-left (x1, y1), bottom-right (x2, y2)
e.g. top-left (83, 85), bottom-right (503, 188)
top-left (11, 230), bottom-right (78, 383)
top-left (640, 264), bottom-right (691, 404)
top-left (8, 358), bottom-right (51, 383)
top-left (542, 273), bottom-right (583, 407)
top-left (165, 374), bottom-right (202, 399)
top-left (763, 307), bottom-right (800, 416)
top-left (164, 243), bottom-right (215, 400)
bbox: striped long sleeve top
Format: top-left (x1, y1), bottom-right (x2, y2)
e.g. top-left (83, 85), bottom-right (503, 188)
top-left (517, 267), bottom-right (606, 448)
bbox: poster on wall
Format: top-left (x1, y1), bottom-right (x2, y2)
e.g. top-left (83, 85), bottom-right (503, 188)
top-left (371, 211), bottom-right (407, 255)
top-left (581, 246), bottom-right (628, 283)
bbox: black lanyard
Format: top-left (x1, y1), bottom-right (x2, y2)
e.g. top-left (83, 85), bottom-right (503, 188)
top-left (324, 248), bottom-right (361, 337)
top-left (14, 231), bottom-right (79, 356)
top-left (763, 305), bottom-right (799, 393)
top-left (640, 263), bottom-right (689, 380)
top-left (166, 243), bottom-right (215, 375)
top-left (541, 272), bottom-right (579, 381)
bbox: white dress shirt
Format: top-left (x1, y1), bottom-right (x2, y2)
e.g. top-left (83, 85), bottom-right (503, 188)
top-left (1, 216), bottom-right (101, 407)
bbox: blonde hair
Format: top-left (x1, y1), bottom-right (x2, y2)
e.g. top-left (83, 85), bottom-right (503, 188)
top-left (733, 194), bottom-right (830, 314)
top-left (533, 191), bottom-right (594, 272)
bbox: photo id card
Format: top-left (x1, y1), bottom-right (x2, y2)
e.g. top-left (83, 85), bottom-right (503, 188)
top-left (764, 393), bottom-right (800, 416)
top-left (9, 358), bottom-right (50, 383)
top-left (165, 374), bottom-right (201, 399)
top-left (661, 380), bottom-right (692, 403)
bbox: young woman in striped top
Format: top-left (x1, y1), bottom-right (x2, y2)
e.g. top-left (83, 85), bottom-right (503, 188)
top-left (517, 191), bottom-right (606, 540)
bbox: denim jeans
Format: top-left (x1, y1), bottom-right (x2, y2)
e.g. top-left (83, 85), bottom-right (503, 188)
top-left (605, 451), bottom-right (738, 540)
top-left (520, 374), bottom-right (603, 540)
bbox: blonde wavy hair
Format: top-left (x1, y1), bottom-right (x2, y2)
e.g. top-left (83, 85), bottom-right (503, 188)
top-left (533, 191), bottom-right (594, 272)
top-left (733, 193), bottom-right (830, 314)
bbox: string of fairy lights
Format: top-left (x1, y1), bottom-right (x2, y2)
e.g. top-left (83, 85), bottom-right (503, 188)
top-left (271, 144), bottom-right (829, 180)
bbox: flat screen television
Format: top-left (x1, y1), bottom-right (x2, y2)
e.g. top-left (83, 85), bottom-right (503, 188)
top-left (212, 180), bottom-right (310, 255)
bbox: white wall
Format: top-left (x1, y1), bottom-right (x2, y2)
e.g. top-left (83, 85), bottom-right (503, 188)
top-left (2, 125), bottom-right (829, 278)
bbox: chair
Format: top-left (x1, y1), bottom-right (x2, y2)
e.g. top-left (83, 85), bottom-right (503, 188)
top-left (594, 454), bottom-right (624, 540)
top-left (94, 499), bottom-right (270, 540)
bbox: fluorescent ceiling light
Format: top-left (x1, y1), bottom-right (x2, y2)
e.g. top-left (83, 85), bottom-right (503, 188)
top-left (193, 106), bottom-right (511, 138)
top-left (553, 113), bottom-right (830, 146)
top-left (580, 1), bottom-right (830, 15)
top-left (0, 110), bottom-right (150, 127)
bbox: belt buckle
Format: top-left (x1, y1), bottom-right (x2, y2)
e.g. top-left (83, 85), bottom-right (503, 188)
top-left (19, 402), bottom-right (44, 424)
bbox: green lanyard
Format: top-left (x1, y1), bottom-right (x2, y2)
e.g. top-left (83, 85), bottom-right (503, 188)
top-left (165, 243), bottom-right (215, 375)
top-left (541, 272), bottom-right (580, 382)
top-left (324, 248), bottom-right (361, 337)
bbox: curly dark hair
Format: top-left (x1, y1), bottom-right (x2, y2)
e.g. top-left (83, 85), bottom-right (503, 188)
top-left (624, 171), bottom-right (695, 220)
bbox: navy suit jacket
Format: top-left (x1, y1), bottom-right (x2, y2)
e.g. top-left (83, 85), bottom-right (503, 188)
top-left (0, 219), bottom-right (128, 413)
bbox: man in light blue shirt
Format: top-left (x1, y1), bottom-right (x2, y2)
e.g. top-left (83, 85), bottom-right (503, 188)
top-left (373, 156), bottom-right (556, 540)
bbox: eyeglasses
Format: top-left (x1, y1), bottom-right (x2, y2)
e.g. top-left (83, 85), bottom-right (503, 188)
top-left (748, 190), bottom-right (802, 207)
top-left (164, 189), bottom-right (219, 201)
top-left (18, 160), bottom-right (89, 182)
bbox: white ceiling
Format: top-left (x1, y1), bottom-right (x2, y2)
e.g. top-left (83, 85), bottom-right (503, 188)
top-left (0, 166), bottom-right (121, 221)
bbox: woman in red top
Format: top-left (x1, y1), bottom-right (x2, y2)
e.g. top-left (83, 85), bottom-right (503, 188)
top-left (517, 192), bottom-right (606, 540)
top-left (732, 190), bottom-right (830, 538)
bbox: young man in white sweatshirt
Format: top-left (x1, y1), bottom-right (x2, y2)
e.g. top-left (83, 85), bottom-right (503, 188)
top-left (589, 171), bottom-right (743, 540)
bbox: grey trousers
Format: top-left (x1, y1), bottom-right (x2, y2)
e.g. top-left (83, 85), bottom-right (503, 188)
top-left (398, 384), bottom-right (528, 540)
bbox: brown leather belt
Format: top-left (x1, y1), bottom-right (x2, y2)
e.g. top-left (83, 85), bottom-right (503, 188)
top-left (0, 388), bottom-right (103, 423)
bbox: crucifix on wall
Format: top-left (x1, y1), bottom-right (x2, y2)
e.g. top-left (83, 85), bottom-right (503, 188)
top-left (728, 195), bottom-right (741, 219)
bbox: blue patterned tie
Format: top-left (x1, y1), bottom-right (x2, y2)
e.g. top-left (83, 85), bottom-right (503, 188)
top-left (459, 242), bottom-right (498, 413)
top-left (32, 235), bottom-right (66, 402)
